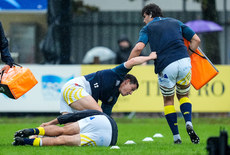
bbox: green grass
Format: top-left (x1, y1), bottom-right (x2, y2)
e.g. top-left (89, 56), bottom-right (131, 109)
top-left (0, 116), bottom-right (229, 155)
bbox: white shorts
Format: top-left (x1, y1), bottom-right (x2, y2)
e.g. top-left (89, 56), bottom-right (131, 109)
top-left (158, 58), bottom-right (191, 96)
top-left (60, 76), bottom-right (91, 113)
top-left (78, 115), bottom-right (112, 146)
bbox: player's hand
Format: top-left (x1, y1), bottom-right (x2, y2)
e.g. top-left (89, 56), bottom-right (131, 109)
top-left (40, 122), bottom-right (50, 127)
top-left (149, 52), bottom-right (157, 60)
top-left (187, 48), bottom-right (193, 56)
top-left (0, 65), bottom-right (10, 73)
top-left (29, 135), bottom-right (38, 139)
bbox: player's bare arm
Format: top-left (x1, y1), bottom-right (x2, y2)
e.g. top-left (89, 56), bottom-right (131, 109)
top-left (40, 118), bottom-right (59, 127)
top-left (188, 34), bottom-right (201, 56)
top-left (128, 42), bottom-right (145, 60)
top-left (125, 52), bottom-right (157, 69)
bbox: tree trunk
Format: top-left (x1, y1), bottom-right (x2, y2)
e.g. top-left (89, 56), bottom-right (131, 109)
top-left (201, 0), bottom-right (220, 64)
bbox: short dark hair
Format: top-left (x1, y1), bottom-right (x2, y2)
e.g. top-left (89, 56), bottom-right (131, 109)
top-left (124, 74), bottom-right (139, 89)
top-left (142, 3), bottom-right (163, 18)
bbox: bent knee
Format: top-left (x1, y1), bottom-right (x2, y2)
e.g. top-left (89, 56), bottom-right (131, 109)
top-left (176, 84), bottom-right (190, 96)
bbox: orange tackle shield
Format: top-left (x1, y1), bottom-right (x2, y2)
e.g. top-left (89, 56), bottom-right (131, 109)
top-left (0, 65), bottom-right (38, 99)
top-left (184, 39), bottom-right (219, 90)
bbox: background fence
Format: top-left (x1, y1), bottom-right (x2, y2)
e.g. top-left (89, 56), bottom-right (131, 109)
top-left (70, 11), bottom-right (230, 64)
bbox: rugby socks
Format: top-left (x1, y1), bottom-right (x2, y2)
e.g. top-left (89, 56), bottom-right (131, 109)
top-left (164, 105), bottom-right (180, 140)
top-left (179, 97), bottom-right (192, 125)
top-left (23, 138), bottom-right (41, 146)
top-left (173, 134), bottom-right (181, 142)
top-left (28, 127), bottom-right (45, 136)
top-left (37, 127), bottom-right (45, 136)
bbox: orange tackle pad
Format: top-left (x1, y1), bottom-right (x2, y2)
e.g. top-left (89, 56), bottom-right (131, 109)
top-left (184, 39), bottom-right (219, 90)
top-left (0, 66), bottom-right (38, 99)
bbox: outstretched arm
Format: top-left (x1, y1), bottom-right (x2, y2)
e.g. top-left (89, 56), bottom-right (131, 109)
top-left (57, 110), bottom-right (103, 124)
top-left (40, 118), bottom-right (59, 127)
top-left (128, 42), bottom-right (145, 60)
top-left (125, 52), bottom-right (157, 69)
top-left (40, 110), bottom-right (103, 127)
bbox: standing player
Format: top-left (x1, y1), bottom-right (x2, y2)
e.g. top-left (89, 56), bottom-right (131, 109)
top-left (0, 21), bottom-right (14, 73)
top-left (60, 52), bottom-right (157, 116)
top-left (13, 110), bottom-right (118, 147)
top-left (128, 3), bottom-right (200, 144)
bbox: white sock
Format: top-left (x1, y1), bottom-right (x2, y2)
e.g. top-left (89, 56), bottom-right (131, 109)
top-left (39, 139), bottom-right (43, 146)
top-left (173, 134), bottom-right (181, 141)
top-left (186, 121), bottom-right (193, 128)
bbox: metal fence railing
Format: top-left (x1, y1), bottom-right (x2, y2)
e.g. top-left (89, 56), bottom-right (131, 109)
top-left (70, 11), bottom-right (229, 64)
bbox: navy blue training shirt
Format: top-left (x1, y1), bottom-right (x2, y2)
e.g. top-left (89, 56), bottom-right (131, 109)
top-left (138, 17), bottom-right (195, 74)
top-left (84, 63), bottom-right (131, 116)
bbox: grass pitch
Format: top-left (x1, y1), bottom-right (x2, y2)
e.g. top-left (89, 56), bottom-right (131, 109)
top-left (0, 116), bottom-right (229, 155)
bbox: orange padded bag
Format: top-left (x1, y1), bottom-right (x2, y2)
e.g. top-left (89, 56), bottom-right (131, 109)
top-left (0, 65), bottom-right (38, 99)
top-left (184, 39), bottom-right (219, 90)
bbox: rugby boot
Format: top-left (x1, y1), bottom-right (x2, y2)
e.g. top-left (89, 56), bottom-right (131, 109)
top-left (186, 125), bottom-right (200, 144)
top-left (12, 137), bottom-right (25, 146)
top-left (174, 139), bottom-right (182, 144)
top-left (14, 129), bottom-right (34, 138)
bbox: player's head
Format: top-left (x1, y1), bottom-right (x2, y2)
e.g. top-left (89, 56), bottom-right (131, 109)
top-left (119, 74), bottom-right (139, 96)
top-left (142, 3), bottom-right (163, 24)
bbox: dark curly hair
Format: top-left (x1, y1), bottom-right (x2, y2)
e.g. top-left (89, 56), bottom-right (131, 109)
top-left (124, 74), bottom-right (139, 89)
top-left (142, 3), bottom-right (163, 18)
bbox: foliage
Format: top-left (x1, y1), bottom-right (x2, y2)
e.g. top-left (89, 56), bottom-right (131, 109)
top-left (193, 0), bottom-right (221, 64)
top-left (72, 0), bottom-right (99, 15)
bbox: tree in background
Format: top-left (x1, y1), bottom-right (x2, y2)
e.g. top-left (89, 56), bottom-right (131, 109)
top-left (41, 0), bottom-right (98, 64)
top-left (195, 0), bottom-right (221, 64)
top-left (40, 0), bottom-right (72, 64)
top-left (72, 0), bottom-right (99, 14)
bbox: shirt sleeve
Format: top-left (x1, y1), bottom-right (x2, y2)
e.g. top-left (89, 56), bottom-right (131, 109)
top-left (111, 63), bottom-right (131, 78)
top-left (137, 26), bottom-right (149, 45)
top-left (0, 22), bottom-right (14, 66)
top-left (57, 110), bottom-right (103, 124)
top-left (101, 98), bottom-right (117, 116)
top-left (178, 20), bottom-right (195, 41)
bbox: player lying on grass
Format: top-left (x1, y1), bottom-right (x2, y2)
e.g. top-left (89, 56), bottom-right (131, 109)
top-left (13, 110), bottom-right (117, 147)
top-left (59, 52), bottom-right (157, 116)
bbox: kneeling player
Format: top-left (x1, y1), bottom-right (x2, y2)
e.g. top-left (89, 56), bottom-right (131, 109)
top-left (13, 110), bottom-right (117, 147)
